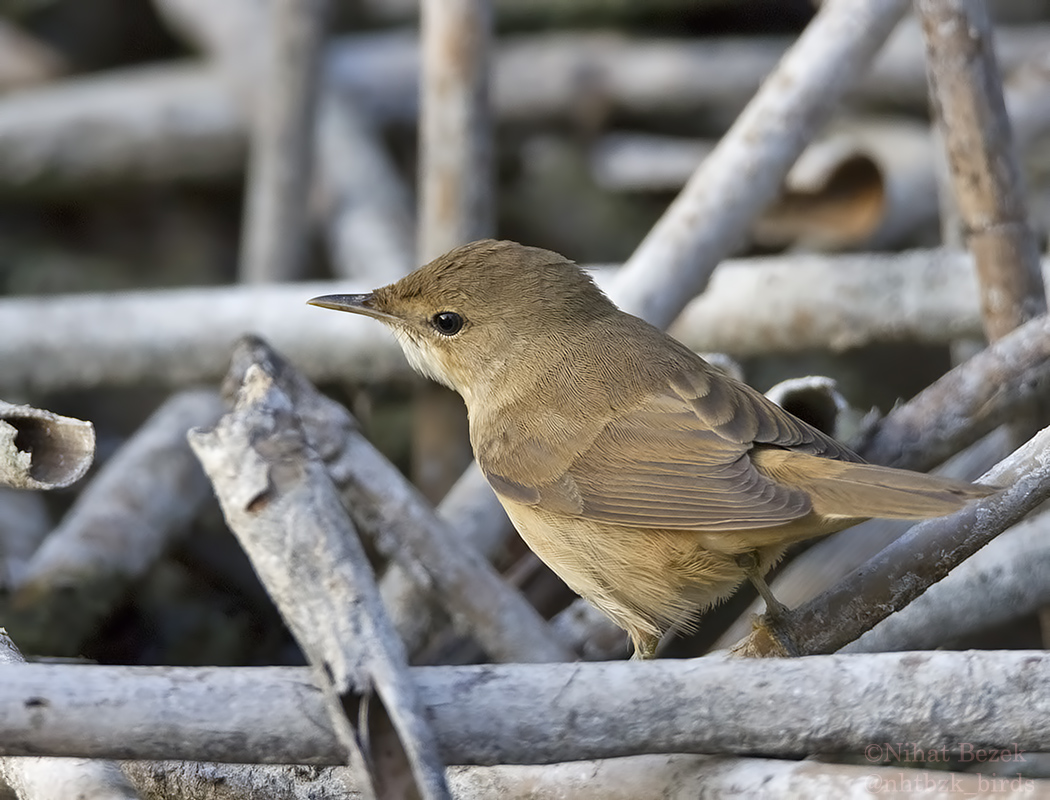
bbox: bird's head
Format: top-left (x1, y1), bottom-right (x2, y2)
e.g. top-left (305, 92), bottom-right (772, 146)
top-left (308, 239), bottom-right (616, 403)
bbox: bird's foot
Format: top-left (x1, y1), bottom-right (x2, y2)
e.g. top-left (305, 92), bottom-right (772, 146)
top-left (736, 551), bottom-right (800, 657)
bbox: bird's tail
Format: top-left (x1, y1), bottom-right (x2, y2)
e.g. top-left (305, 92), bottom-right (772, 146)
top-left (752, 448), bottom-right (996, 521)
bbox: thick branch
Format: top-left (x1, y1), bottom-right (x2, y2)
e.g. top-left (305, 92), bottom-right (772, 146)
top-left (188, 366), bottom-right (450, 798)
top-left (4, 251), bottom-right (1040, 395)
top-left (3, 651), bottom-right (1050, 763)
top-left (0, 632), bottom-right (140, 800)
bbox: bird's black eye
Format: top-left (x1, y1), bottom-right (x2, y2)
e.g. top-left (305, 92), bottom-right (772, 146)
top-left (432, 311), bottom-right (464, 336)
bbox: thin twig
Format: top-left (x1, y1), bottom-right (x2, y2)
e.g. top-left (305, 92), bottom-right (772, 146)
top-left (846, 508), bottom-right (1050, 652)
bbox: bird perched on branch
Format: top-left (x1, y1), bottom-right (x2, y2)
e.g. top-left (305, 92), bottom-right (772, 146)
top-left (310, 239), bottom-right (992, 659)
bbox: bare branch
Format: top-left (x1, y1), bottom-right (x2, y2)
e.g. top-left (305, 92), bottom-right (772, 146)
top-left (418, 0), bottom-right (493, 259)
top-left (0, 401), bottom-right (94, 491)
top-left (846, 508), bottom-right (1050, 652)
top-left (238, 0), bottom-right (328, 282)
top-left (920, 0), bottom-right (1047, 340)
top-left (4, 651), bottom-right (1050, 763)
top-left (856, 311), bottom-right (1050, 471)
top-left (609, 0), bottom-right (910, 327)
top-left (6, 390), bottom-right (221, 656)
top-left (189, 365), bottom-right (451, 798)
top-left (0, 632), bottom-right (140, 800)
top-left (0, 64), bottom-right (245, 193)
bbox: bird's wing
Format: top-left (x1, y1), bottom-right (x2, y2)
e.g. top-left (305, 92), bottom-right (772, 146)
top-left (483, 366), bottom-right (862, 531)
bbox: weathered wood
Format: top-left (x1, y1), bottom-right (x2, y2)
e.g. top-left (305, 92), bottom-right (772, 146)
top-left (0, 401), bottom-right (94, 491)
top-left (3, 651), bottom-right (1050, 763)
top-left (238, 0), bottom-right (328, 282)
top-left (609, 0), bottom-right (911, 327)
top-left (0, 633), bottom-right (140, 800)
top-left (920, 0), bottom-right (1047, 340)
top-left (189, 365), bottom-right (451, 799)
top-left (8, 391), bottom-right (221, 656)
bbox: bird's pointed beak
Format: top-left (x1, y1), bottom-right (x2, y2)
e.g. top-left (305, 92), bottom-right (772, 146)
top-left (307, 293), bottom-right (398, 323)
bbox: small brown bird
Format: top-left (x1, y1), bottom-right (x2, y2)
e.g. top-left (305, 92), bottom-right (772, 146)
top-left (310, 240), bottom-right (991, 658)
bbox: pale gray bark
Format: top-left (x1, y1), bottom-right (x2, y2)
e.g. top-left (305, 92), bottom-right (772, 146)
top-left (0, 633), bottom-right (141, 800)
top-left (122, 756), bottom-right (1038, 800)
top-left (3, 251), bottom-right (1037, 395)
top-left (6, 390), bottom-right (221, 656)
top-left (846, 508), bottom-right (1050, 652)
top-left (377, 463), bottom-right (515, 656)
top-left (0, 63), bottom-right (245, 193)
top-left (0, 281), bottom-right (412, 395)
top-left (670, 250), bottom-right (1050, 357)
top-left (608, 0), bottom-right (911, 327)
top-left (3, 650), bottom-right (1050, 763)
top-left (189, 365), bottom-right (450, 799)
top-left (2, 21), bottom-right (1048, 192)
top-left (0, 401), bottom-right (94, 490)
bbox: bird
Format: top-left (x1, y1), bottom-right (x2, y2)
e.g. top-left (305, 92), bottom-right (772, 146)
top-left (309, 239), bottom-right (993, 659)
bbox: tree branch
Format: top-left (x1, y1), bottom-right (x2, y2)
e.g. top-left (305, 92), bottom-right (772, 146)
top-left (188, 365), bottom-right (451, 798)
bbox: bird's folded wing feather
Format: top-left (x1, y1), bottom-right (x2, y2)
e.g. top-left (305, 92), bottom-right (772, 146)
top-left (484, 366), bottom-right (864, 531)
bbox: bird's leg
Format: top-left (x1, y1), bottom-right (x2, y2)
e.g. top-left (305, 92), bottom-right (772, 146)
top-left (735, 551), bottom-right (800, 657)
top-left (630, 632), bottom-right (659, 660)
top-left (736, 551), bottom-right (790, 618)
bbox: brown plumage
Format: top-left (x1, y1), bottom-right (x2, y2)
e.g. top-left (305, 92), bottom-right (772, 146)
top-left (309, 239), bottom-right (993, 658)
